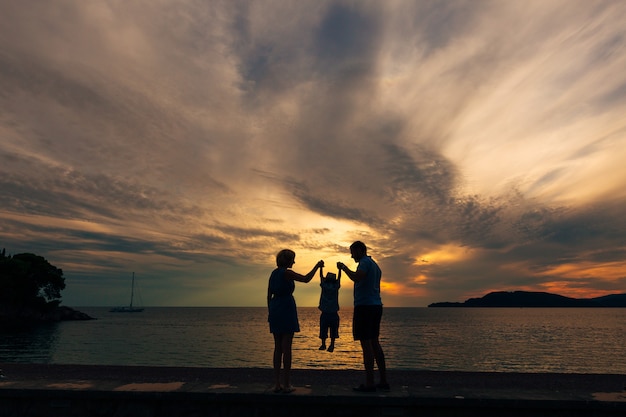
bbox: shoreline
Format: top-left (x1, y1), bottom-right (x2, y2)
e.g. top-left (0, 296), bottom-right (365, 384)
top-left (2, 364), bottom-right (626, 416)
top-left (2, 363), bottom-right (626, 391)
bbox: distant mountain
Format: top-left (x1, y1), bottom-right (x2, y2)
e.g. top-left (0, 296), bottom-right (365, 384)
top-left (428, 291), bottom-right (626, 307)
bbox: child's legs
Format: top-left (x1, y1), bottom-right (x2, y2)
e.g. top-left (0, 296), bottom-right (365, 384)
top-left (328, 313), bottom-right (339, 351)
top-left (319, 313), bottom-right (330, 340)
top-left (330, 312), bottom-right (340, 341)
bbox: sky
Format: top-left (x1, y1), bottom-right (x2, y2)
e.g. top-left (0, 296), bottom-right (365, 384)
top-left (1, 1), bottom-right (626, 308)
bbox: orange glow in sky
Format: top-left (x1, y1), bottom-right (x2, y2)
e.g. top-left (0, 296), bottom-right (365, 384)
top-left (1, 1), bottom-right (626, 306)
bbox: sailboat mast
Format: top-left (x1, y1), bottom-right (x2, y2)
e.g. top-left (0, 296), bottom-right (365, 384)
top-left (130, 272), bottom-right (135, 308)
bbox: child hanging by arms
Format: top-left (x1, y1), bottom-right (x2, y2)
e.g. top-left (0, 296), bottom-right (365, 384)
top-left (318, 265), bottom-right (341, 352)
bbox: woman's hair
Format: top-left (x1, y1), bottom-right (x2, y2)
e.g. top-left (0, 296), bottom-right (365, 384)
top-left (276, 249), bottom-right (296, 268)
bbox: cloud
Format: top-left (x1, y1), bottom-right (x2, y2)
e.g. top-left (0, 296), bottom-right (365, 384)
top-left (1, 0), bottom-right (626, 306)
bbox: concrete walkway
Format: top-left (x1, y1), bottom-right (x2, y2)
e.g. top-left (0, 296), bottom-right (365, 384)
top-left (1, 364), bottom-right (626, 416)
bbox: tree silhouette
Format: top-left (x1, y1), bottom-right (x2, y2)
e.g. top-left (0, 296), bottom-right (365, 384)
top-left (0, 249), bottom-right (66, 311)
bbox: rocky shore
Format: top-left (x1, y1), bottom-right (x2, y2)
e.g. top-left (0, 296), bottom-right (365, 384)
top-left (0, 305), bottom-right (94, 325)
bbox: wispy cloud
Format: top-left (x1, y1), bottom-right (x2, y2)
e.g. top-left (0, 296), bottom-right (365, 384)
top-left (1, 0), bottom-right (625, 306)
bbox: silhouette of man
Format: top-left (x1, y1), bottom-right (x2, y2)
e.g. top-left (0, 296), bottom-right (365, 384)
top-left (338, 241), bottom-right (389, 392)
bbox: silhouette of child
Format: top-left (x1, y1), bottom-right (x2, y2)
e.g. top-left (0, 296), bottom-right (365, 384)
top-left (318, 266), bottom-right (341, 352)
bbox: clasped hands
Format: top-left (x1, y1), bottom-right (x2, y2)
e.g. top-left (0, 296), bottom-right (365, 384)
top-left (316, 260), bottom-right (347, 271)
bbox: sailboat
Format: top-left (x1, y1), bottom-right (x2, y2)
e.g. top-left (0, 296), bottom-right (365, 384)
top-left (110, 272), bottom-right (144, 312)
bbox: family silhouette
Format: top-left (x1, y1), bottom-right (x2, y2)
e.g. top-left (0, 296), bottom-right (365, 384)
top-left (267, 241), bottom-right (388, 394)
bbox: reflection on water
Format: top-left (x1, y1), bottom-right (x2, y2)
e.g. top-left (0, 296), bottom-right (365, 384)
top-left (1, 307), bottom-right (626, 373)
top-left (0, 322), bottom-right (60, 363)
top-left (383, 307), bottom-right (626, 373)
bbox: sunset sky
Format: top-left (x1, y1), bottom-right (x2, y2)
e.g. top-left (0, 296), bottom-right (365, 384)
top-left (2, 1), bottom-right (626, 308)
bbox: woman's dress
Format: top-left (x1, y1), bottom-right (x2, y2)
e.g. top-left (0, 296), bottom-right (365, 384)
top-left (268, 267), bottom-right (300, 334)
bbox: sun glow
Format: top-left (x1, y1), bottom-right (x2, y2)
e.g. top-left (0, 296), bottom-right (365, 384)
top-left (536, 260), bottom-right (626, 281)
top-left (415, 244), bottom-right (474, 265)
top-left (500, 257), bottom-right (626, 299)
top-left (380, 280), bottom-right (427, 298)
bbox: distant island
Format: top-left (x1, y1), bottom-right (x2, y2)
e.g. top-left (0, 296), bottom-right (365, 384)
top-left (428, 291), bottom-right (626, 307)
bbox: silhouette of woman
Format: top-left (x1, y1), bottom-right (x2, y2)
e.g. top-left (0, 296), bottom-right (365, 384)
top-left (267, 249), bottom-right (323, 393)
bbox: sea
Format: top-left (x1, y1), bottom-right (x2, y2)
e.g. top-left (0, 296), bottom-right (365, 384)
top-left (2, 307), bottom-right (626, 374)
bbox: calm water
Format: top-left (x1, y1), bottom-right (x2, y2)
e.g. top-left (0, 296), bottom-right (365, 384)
top-left (2, 307), bottom-right (626, 373)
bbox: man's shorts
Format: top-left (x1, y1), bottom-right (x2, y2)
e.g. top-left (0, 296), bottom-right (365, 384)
top-left (352, 304), bottom-right (382, 341)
